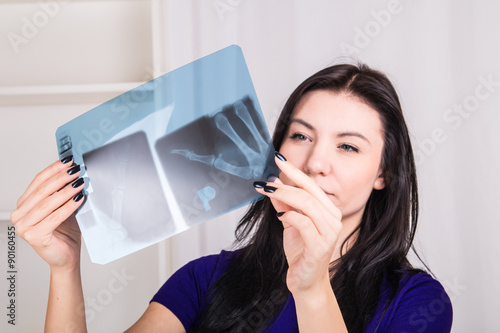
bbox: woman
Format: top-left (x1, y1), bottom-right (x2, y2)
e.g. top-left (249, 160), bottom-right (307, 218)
top-left (11, 63), bottom-right (452, 332)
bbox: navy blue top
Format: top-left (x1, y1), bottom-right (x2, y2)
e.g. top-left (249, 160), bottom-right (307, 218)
top-left (151, 250), bottom-right (453, 332)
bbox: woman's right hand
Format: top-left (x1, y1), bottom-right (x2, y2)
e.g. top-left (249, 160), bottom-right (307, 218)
top-left (10, 157), bottom-right (86, 272)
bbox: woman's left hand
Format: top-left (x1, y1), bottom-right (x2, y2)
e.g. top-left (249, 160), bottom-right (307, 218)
top-left (254, 153), bottom-right (343, 295)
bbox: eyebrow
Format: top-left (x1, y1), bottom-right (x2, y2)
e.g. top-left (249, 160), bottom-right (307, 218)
top-left (289, 118), bottom-right (371, 144)
top-left (289, 118), bottom-right (313, 130)
top-left (337, 131), bottom-right (371, 144)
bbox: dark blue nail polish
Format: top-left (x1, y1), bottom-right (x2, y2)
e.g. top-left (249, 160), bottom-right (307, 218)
top-left (72, 178), bottom-right (84, 188)
top-left (253, 181), bottom-right (267, 189)
top-left (264, 185), bottom-right (277, 193)
top-left (73, 191), bottom-right (84, 202)
top-left (275, 152), bottom-right (287, 162)
top-left (276, 211), bottom-right (285, 217)
top-left (61, 155), bottom-right (73, 164)
top-left (67, 165), bottom-right (80, 175)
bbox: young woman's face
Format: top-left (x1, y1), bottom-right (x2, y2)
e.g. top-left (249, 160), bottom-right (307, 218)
top-left (279, 90), bottom-right (386, 226)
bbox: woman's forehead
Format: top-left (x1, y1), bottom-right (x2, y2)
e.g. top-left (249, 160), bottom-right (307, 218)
top-left (290, 90), bottom-right (384, 139)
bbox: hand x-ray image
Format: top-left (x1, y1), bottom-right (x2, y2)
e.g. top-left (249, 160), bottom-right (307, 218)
top-left (55, 45), bottom-right (278, 264)
top-left (82, 131), bottom-right (174, 242)
top-left (156, 96), bottom-right (276, 225)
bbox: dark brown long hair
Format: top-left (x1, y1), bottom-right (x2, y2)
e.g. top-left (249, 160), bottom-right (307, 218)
top-left (191, 63), bottom-right (422, 332)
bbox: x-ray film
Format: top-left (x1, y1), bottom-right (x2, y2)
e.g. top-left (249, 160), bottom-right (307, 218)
top-left (55, 45), bottom-right (278, 264)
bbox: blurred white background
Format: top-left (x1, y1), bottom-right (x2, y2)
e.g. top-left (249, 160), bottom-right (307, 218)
top-left (1, 0), bottom-right (499, 332)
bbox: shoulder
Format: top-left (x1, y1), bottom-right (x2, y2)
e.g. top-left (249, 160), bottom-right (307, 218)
top-left (180, 249), bottom-right (236, 283)
top-left (150, 250), bottom-right (238, 330)
top-left (397, 271), bottom-right (450, 302)
top-left (154, 249), bottom-right (237, 300)
top-left (370, 271), bottom-right (453, 332)
top-left (192, 249), bottom-right (237, 270)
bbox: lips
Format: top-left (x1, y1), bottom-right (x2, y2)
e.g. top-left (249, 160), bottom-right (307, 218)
top-left (290, 180), bottom-right (334, 197)
top-left (320, 187), bottom-right (334, 196)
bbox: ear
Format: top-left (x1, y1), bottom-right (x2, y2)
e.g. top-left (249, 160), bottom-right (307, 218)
top-left (373, 170), bottom-right (386, 190)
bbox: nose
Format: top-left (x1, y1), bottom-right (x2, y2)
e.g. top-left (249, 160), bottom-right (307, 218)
top-left (303, 142), bottom-right (333, 176)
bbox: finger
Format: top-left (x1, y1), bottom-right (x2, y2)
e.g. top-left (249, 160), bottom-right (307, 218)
top-left (270, 197), bottom-right (292, 217)
top-left (18, 191), bottom-right (85, 247)
top-left (12, 163), bottom-right (81, 224)
top-left (255, 183), bottom-right (338, 237)
top-left (274, 153), bottom-right (342, 220)
top-left (17, 178), bottom-right (85, 231)
top-left (279, 211), bottom-right (336, 257)
top-left (280, 210), bottom-right (319, 242)
top-left (266, 178), bottom-right (294, 214)
top-left (255, 177), bottom-right (302, 215)
top-left (16, 157), bottom-right (75, 208)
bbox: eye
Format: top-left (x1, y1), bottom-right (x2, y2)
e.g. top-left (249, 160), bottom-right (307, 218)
top-left (339, 144), bottom-right (359, 153)
top-left (289, 132), bottom-right (310, 142)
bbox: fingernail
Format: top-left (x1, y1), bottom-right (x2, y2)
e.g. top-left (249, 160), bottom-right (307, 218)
top-left (276, 211), bottom-right (285, 217)
top-left (67, 165), bottom-right (81, 175)
top-left (275, 151), bottom-right (287, 162)
top-left (72, 178), bottom-right (84, 188)
top-left (73, 191), bottom-right (84, 202)
top-left (264, 185), bottom-right (277, 193)
top-left (253, 181), bottom-right (267, 189)
top-left (61, 155), bottom-right (73, 164)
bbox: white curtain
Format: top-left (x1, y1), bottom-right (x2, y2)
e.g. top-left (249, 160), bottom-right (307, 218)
top-left (1, 1), bottom-right (498, 331)
top-left (159, 1), bottom-right (500, 332)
